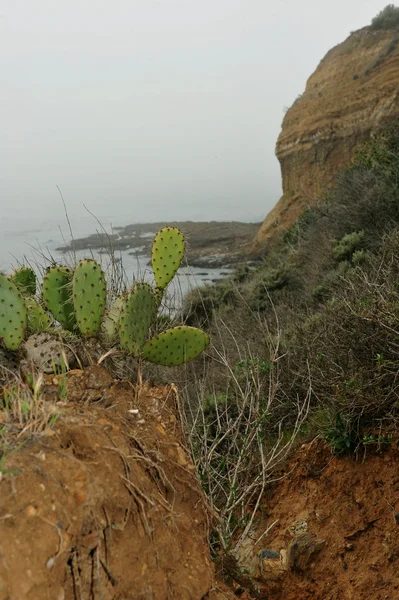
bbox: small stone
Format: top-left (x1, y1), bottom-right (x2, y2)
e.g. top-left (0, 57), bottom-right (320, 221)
top-left (25, 505), bottom-right (37, 518)
top-left (74, 491), bottom-right (86, 505)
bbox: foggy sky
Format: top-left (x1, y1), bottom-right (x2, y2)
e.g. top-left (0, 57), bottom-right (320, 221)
top-left (0, 0), bottom-right (389, 226)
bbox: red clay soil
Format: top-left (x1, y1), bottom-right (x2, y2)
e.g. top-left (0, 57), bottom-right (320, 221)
top-left (0, 366), bottom-right (222, 600)
top-left (247, 439), bottom-right (399, 600)
top-left (2, 367), bottom-right (399, 600)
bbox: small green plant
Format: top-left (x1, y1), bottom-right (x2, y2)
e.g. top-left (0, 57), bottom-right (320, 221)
top-left (323, 413), bottom-right (357, 454)
top-left (10, 267), bottom-right (37, 297)
top-left (234, 357), bottom-right (271, 377)
top-left (0, 434), bottom-right (25, 479)
top-left (362, 432), bottom-right (392, 447)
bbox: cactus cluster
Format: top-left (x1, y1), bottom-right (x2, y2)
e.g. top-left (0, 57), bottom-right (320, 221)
top-left (115, 226), bottom-right (209, 366)
top-left (0, 226), bottom-right (209, 368)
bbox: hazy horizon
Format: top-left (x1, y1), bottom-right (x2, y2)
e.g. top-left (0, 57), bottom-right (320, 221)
top-left (1, 0), bottom-right (389, 226)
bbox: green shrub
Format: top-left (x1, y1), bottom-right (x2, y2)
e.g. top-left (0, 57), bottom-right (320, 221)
top-left (370, 4), bottom-right (399, 30)
top-left (322, 412), bottom-right (358, 454)
top-left (332, 231), bottom-right (365, 261)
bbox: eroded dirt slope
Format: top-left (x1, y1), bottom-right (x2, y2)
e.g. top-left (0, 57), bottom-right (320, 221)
top-left (239, 440), bottom-right (399, 599)
top-left (0, 366), bottom-right (218, 600)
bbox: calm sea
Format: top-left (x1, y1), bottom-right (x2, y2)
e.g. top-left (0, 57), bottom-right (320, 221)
top-left (1, 214), bottom-right (232, 302)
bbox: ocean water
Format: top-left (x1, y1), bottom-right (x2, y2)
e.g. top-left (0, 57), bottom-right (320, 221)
top-left (0, 214), bottom-right (232, 303)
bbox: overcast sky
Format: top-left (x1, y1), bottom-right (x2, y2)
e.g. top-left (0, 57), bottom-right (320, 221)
top-left (0, 0), bottom-right (390, 226)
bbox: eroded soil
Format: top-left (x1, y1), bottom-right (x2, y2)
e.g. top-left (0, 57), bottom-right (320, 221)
top-left (0, 366), bottom-right (217, 600)
top-left (237, 439), bottom-right (399, 600)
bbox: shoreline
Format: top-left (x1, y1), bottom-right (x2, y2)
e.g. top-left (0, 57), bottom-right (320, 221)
top-left (56, 220), bottom-right (261, 269)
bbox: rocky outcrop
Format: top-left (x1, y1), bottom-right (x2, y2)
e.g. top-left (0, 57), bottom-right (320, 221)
top-left (254, 24), bottom-right (399, 251)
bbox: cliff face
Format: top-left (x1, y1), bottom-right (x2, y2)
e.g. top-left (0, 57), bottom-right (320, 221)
top-left (254, 25), bottom-right (399, 251)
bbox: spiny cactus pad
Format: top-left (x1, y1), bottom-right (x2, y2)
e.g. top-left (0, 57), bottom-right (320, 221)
top-left (73, 259), bottom-right (107, 337)
top-left (143, 325), bottom-right (209, 366)
top-left (25, 298), bottom-right (52, 333)
top-left (42, 266), bottom-right (76, 331)
top-left (119, 283), bottom-right (156, 355)
top-left (11, 267), bottom-right (37, 297)
top-left (0, 274), bottom-right (27, 350)
top-left (151, 226), bottom-right (185, 289)
top-left (102, 296), bottom-right (125, 344)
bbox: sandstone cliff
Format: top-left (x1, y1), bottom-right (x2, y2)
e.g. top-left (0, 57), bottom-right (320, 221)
top-left (254, 24), bottom-right (399, 251)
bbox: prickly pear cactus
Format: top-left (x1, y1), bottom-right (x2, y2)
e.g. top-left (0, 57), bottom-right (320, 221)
top-left (102, 296), bottom-right (125, 344)
top-left (73, 259), bottom-right (107, 337)
top-left (143, 325), bottom-right (209, 366)
top-left (42, 266), bottom-right (76, 331)
top-left (11, 267), bottom-right (37, 297)
top-left (24, 332), bottom-right (75, 373)
top-left (151, 227), bottom-right (185, 290)
top-left (119, 283), bottom-right (156, 355)
top-left (25, 298), bottom-right (52, 333)
top-left (0, 274), bottom-right (27, 350)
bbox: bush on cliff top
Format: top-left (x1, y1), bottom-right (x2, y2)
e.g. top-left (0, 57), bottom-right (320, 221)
top-left (370, 4), bottom-right (399, 30)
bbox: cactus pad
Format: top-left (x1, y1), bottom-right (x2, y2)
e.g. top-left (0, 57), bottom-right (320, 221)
top-left (143, 325), bottom-right (209, 366)
top-left (73, 259), bottom-right (107, 337)
top-left (25, 298), bottom-right (52, 333)
top-left (11, 267), bottom-right (37, 297)
top-left (151, 227), bottom-right (185, 289)
top-left (102, 296), bottom-right (125, 344)
top-left (119, 283), bottom-right (156, 355)
top-left (0, 274), bottom-right (27, 350)
top-left (42, 266), bottom-right (76, 331)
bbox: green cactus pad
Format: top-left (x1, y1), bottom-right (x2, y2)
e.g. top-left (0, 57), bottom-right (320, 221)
top-left (11, 267), bottom-right (37, 297)
top-left (42, 265), bottom-right (76, 331)
top-left (151, 227), bottom-right (185, 290)
top-left (25, 298), bottom-right (52, 333)
top-left (119, 283), bottom-right (156, 355)
top-left (73, 259), bottom-right (107, 337)
top-left (143, 326), bottom-right (209, 366)
top-left (102, 296), bottom-right (125, 344)
top-left (0, 274), bottom-right (27, 350)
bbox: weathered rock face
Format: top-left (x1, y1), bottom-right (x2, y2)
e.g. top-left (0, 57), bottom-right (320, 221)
top-left (253, 25), bottom-right (399, 251)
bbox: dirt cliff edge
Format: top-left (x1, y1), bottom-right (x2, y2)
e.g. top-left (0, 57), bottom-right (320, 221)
top-left (253, 25), bottom-right (399, 251)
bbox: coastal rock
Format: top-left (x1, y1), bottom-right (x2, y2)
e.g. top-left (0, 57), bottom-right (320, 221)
top-left (253, 24), bottom-right (399, 251)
